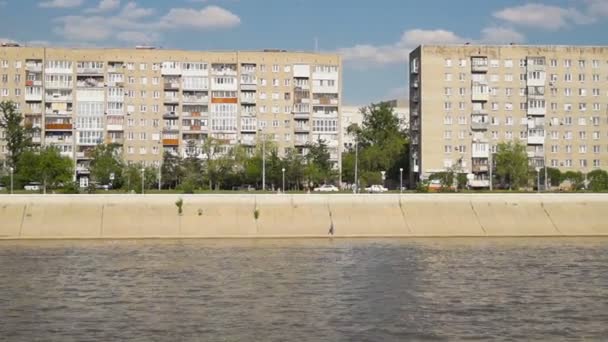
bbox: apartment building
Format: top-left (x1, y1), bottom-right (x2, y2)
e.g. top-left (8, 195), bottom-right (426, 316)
top-left (0, 45), bottom-right (342, 186)
top-left (410, 44), bottom-right (608, 187)
top-left (341, 99), bottom-right (409, 148)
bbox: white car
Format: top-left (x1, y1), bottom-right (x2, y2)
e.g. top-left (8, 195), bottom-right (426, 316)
top-left (313, 184), bottom-right (339, 192)
top-left (24, 182), bottom-right (41, 191)
top-left (365, 184), bottom-right (388, 193)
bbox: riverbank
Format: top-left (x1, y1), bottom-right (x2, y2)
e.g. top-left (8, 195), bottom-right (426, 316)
top-left (0, 194), bottom-right (607, 239)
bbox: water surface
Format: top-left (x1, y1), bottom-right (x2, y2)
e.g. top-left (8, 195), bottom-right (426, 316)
top-left (1, 238), bottom-right (607, 341)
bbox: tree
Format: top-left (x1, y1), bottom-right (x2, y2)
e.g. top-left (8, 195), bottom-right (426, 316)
top-left (587, 169), bottom-right (608, 192)
top-left (541, 167), bottom-right (562, 187)
top-left (305, 139), bottom-right (334, 186)
top-left (495, 140), bottom-right (529, 190)
top-left (161, 151), bottom-right (184, 189)
top-left (0, 101), bottom-right (31, 168)
top-left (89, 144), bottom-right (124, 187)
top-left (562, 171), bottom-right (585, 191)
top-left (16, 147), bottom-right (73, 193)
top-left (342, 103), bottom-right (409, 188)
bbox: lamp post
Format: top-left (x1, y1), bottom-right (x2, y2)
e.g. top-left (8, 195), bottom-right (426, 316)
top-left (354, 140), bottom-right (359, 194)
top-left (258, 129), bottom-right (266, 191)
top-left (399, 168), bottom-right (403, 193)
top-left (141, 168), bottom-right (145, 195)
top-left (535, 167), bottom-right (541, 193)
top-left (282, 167), bottom-right (286, 193)
top-left (9, 166), bottom-right (13, 195)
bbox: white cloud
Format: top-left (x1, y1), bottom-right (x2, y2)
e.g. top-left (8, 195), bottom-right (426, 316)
top-left (39, 0), bottom-right (83, 8)
top-left (159, 6), bottom-right (241, 29)
top-left (493, 3), bottom-right (593, 30)
top-left (585, 0), bottom-right (608, 17)
top-left (480, 27), bottom-right (525, 44)
top-left (51, 2), bottom-right (240, 45)
top-left (338, 27), bottom-right (525, 69)
top-left (85, 0), bottom-right (120, 13)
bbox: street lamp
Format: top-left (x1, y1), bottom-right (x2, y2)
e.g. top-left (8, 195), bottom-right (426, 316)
top-left (282, 167), bottom-right (286, 193)
top-left (399, 168), bottom-right (403, 193)
top-left (141, 168), bottom-right (145, 195)
top-left (535, 167), bottom-right (541, 193)
top-left (258, 129), bottom-right (266, 191)
top-left (9, 167), bottom-right (13, 195)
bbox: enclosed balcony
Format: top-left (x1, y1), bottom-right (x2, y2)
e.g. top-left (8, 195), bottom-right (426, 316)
top-left (107, 62), bottom-right (124, 73)
top-left (182, 93), bottom-right (208, 104)
top-left (25, 61), bottom-right (43, 73)
top-left (77, 62), bottom-right (104, 75)
top-left (45, 122), bottom-right (73, 131)
top-left (471, 114), bottom-right (489, 130)
top-left (163, 138), bottom-right (179, 146)
top-left (211, 63), bottom-right (237, 76)
top-left (77, 77), bottom-right (104, 88)
top-left (164, 78), bottom-right (181, 90)
top-left (471, 57), bottom-right (488, 73)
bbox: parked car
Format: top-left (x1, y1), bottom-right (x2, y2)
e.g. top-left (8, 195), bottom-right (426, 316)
top-left (95, 184), bottom-right (112, 191)
top-left (24, 182), bottom-right (41, 191)
top-left (0, 184), bottom-right (6, 191)
top-left (365, 184), bottom-right (388, 193)
top-left (313, 184), bottom-right (339, 192)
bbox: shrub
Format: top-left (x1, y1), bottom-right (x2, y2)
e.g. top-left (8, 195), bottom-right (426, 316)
top-left (175, 198), bottom-right (184, 215)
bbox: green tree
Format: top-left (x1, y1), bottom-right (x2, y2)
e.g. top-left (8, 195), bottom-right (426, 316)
top-left (495, 140), bottom-right (529, 190)
top-left (0, 101), bottom-right (31, 168)
top-left (562, 171), bottom-right (585, 191)
top-left (587, 169), bottom-right (608, 192)
top-left (16, 147), bottom-right (73, 193)
top-left (342, 103), bottom-right (409, 188)
top-left (161, 151), bottom-right (184, 189)
top-left (283, 148), bottom-right (304, 190)
top-left (305, 139), bottom-right (334, 186)
top-left (89, 144), bottom-right (124, 187)
top-left (541, 167), bottom-right (562, 187)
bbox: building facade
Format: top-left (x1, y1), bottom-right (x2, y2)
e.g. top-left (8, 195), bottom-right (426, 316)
top-left (0, 45), bottom-right (342, 186)
top-left (410, 44), bottom-right (608, 187)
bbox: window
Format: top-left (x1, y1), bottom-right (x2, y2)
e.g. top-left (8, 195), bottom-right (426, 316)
top-left (127, 63), bottom-right (134, 70)
top-left (445, 59), bottom-right (452, 67)
top-left (580, 159), bottom-right (588, 168)
top-left (459, 73), bottom-right (466, 81)
top-left (459, 87), bottom-right (466, 96)
top-left (154, 91), bottom-right (160, 99)
top-left (565, 74), bottom-right (572, 82)
top-left (578, 74), bottom-right (585, 82)
top-left (445, 73), bottom-right (452, 81)
top-left (579, 88), bottom-right (587, 96)
top-left (593, 131), bottom-right (600, 140)
top-left (490, 59), bottom-right (499, 68)
top-left (565, 88), bottom-right (572, 96)
top-left (592, 60), bottom-right (600, 68)
top-left (550, 59), bottom-right (558, 67)
top-left (564, 59), bottom-right (571, 68)
top-left (152, 63), bottom-right (160, 71)
top-left (444, 115), bottom-right (452, 125)
top-left (504, 59), bottom-right (513, 68)
top-left (152, 77), bottom-right (159, 85)
top-left (272, 64), bottom-right (279, 72)
top-left (579, 103), bottom-right (587, 111)
top-left (444, 145), bottom-right (452, 153)
top-left (506, 116), bottom-right (513, 125)
top-left (593, 88), bottom-right (600, 96)
top-left (444, 131), bottom-right (452, 139)
top-left (593, 74), bottom-right (600, 82)
top-left (579, 60), bottom-right (586, 68)
top-left (504, 74), bottom-right (513, 82)
top-left (140, 105), bottom-right (147, 113)
top-left (579, 131), bottom-right (587, 139)
top-left (565, 131), bottom-right (572, 140)
top-left (459, 59), bottom-right (467, 67)
top-left (444, 102), bottom-right (452, 110)
top-left (444, 87), bottom-right (452, 96)
top-left (140, 63), bottom-right (147, 71)
top-left (505, 88), bottom-right (512, 96)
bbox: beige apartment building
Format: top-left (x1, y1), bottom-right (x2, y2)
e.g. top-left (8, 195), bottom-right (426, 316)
top-left (0, 45), bottom-right (342, 186)
top-left (341, 99), bottom-right (409, 148)
top-left (410, 44), bottom-right (608, 188)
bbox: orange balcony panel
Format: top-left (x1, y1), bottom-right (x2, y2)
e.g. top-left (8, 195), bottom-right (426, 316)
top-left (163, 138), bottom-right (179, 146)
top-left (211, 97), bottom-right (237, 104)
top-left (191, 111), bottom-right (201, 117)
top-left (45, 123), bottom-right (73, 130)
top-left (25, 80), bottom-right (34, 86)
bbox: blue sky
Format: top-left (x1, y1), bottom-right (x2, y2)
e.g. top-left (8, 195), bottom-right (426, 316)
top-left (2, 0), bottom-right (608, 104)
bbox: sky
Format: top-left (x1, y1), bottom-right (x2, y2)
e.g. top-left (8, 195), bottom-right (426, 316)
top-left (2, 0), bottom-right (608, 105)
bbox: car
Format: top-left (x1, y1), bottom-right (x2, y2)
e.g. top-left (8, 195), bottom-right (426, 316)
top-left (0, 184), bottom-right (6, 191)
top-left (313, 184), bottom-right (339, 192)
top-left (95, 184), bottom-right (112, 191)
top-left (24, 182), bottom-right (41, 191)
top-left (365, 184), bottom-right (388, 193)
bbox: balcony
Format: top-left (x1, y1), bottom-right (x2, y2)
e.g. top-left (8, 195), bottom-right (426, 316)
top-left (410, 110), bottom-right (419, 117)
top-left (163, 126), bottom-right (180, 133)
top-left (32, 137), bottom-right (42, 144)
top-left (471, 92), bottom-right (489, 102)
top-left (45, 82), bottom-right (73, 89)
top-left (293, 113), bottom-right (310, 120)
top-left (164, 82), bottom-right (180, 90)
top-left (76, 165), bottom-right (90, 174)
top-left (77, 67), bottom-right (103, 75)
top-left (47, 93), bottom-right (74, 102)
top-left (240, 84), bottom-right (257, 91)
top-left (45, 136), bottom-right (73, 144)
top-left (163, 112), bottom-right (179, 119)
top-left (471, 57), bottom-right (489, 73)
top-left (45, 67), bottom-right (73, 74)
top-left (161, 66), bottom-right (182, 76)
top-left (472, 149), bottom-right (490, 159)
top-left (25, 93), bottom-right (43, 101)
top-left (77, 79), bottom-right (104, 88)
top-left (60, 151), bottom-right (73, 158)
top-left (106, 124), bottom-right (123, 131)
top-left (182, 125), bottom-right (204, 132)
top-left (294, 139), bottom-right (309, 147)
top-left (25, 80), bottom-right (43, 87)
top-left (527, 151), bottom-right (545, 158)
top-left (163, 138), bottom-right (179, 146)
top-left (472, 164), bottom-right (489, 173)
top-left (294, 125), bottom-right (310, 133)
top-left (528, 107), bottom-right (546, 116)
top-left (182, 111), bottom-right (206, 117)
top-left (312, 98), bottom-right (339, 106)
top-left (45, 109), bottom-right (73, 116)
top-left (471, 121), bottom-right (489, 130)
top-left (164, 96), bottom-right (180, 104)
top-left (182, 96), bottom-right (208, 104)
top-left (46, 123), bottom-right (73, 130)
top-left (211, 68), bottom-right (237, 76)
top-left (527, 135), bottom-right (545, 145)
top-left (26, 63), bottom-right (43, 72)
top-left (240, 96), bottom-right (256, 104)
top-left (105, 136), bottom-right (124, 145)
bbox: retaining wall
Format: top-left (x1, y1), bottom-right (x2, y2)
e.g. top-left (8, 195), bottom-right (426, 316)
top-left (0, 194), bottom-right (607, 239)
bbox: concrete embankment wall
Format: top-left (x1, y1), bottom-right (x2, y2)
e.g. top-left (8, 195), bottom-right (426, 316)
top-left (0, 194), bottom-right (607, 239)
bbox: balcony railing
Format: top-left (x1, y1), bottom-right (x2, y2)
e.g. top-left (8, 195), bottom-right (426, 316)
top-left (471, 121), bottom-right (489, 130)
top-left (106, 124), bottom-right (124, 131)
top-left (240, 97), bottom-right (256, 104)
top-left (45, 109), bottom-right (73, 116)
top-left (163, 138), bottom-right (179, 145)
top-left (45, 123), bottom-right (73, 130)
top-left (472, 165), bottom-right (489, 173)
top-left (182, 96), bottom-right (208, 104)
top-left (182, 125), bottom-right (204, 132)
top-left (164, 82), bottom-right (180, 90)
top-left (77, 80), bottom-right (104, 88)
top-left (25, 94), bottom-right (43, 101)
top-left (25, 80), bottom-right (43, 87)
top-left (77, 67), bottom-right (104, 75)
top-left (45, 82), bottom-right (73, 89)
top-left (26, 64), bottom-right (43, 72)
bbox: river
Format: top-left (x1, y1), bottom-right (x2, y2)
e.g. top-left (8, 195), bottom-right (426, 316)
top-left (1, 238), bottom-right (607, 341)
